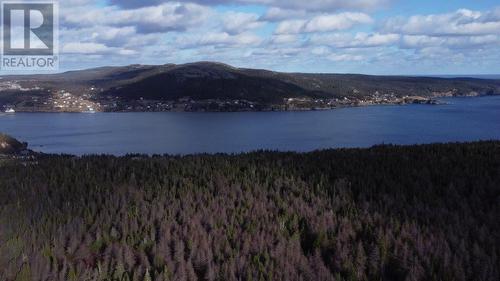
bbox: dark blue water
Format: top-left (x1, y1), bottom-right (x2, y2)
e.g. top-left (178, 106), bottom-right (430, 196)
top-left (1, 96), bottom-right (499, 155)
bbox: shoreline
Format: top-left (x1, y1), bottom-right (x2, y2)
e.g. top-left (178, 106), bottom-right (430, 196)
top-left (2, 96), bottom-right (454, 114)
top-left (4, 93), bottom-right (497, 114)
top-left (1, 136), bottom-right (498, 159)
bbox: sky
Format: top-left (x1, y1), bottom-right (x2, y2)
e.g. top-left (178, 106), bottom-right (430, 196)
top-left (17, 0), bottom-right (500, 74)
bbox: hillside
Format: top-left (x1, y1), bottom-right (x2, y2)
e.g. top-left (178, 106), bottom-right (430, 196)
top-left (1, 141), bottom-right (499, 281)
top-left (102, 63), bottom-right (321, 102)
top-left (1, 62), bottom-right (500, 111)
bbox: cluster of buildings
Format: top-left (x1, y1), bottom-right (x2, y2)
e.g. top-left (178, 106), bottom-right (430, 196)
top-left (0, 80), bottom-right (38, 92)
top-left (103, 93), bottom-right (437, 112)
top-left (1, 81), bottom-right (440, 113)
top-left (1, 90), bottom-right (103, 113)
top-left (49, 91), bottom-right (100, 112)
top-left (284, 93), bottom-right (436, 111)
top-left (97, 97), bottom-right (261, 112)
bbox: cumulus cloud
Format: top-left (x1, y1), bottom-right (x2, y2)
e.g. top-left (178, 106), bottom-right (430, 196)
top-left (248, 47), bottom-right (303, 58)
top-left (62, 42), bottom-right (136, 55)
top-left (275, 20), bottom-right (308, 34)
top-left (60, 25), bottom-right (164, 52)
top-left (305, 13), bottom-right (373, 32)
top-left (260, 7), bottom-right (309, 22)
top-left (328, 53), bottom-right (364, 62)
top-left (63, 2), bottom-right (213, 33)
top-left (109, 0), bottom-right (388, 12)
top-left (270, 34), bottom-right (300, 44)
top-left (311, 46), bottom-right (330, 56)
top-left (310, 32), bottom-right (400, 48)
top-left (59, 0), bottom-right (97, 7)
top-left (400, 34), bottom-right (500, 49)
top-left (373, 8), bottom-right (500, 56)
top-left (46, 0), bottom-right (500, 74)
top-left (222, 12), bottom-right (264, 34)
top-left (381, 8), bottom-right (500, 36)
top-left (275, 13), bottom-right (373, 34)
top-left (177, 32), bottom-right (263, 48)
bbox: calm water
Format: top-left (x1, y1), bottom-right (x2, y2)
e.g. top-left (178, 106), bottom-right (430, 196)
top-left (1, 96), bottom-right (499, 155)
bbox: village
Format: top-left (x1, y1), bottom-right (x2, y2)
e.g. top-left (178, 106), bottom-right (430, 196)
top-left (1, 90), bottom-right (439, 113)
top-left (0, 79), bottom-right (440, 113)
top-left (93, 91), bottom-right (439, 112)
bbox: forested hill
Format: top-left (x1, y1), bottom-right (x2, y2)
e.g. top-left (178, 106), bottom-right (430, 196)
top-left (1, 141), bottom-right (499, 281)
top-left (2, 62), bottom-right (500, 104)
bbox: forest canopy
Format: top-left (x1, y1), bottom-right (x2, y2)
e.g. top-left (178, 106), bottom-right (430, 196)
top-left (1, 141), bottom-right (499, 281)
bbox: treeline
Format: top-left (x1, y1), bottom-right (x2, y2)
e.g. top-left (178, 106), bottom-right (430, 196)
top-left (0, 142), bottom-right (499, 281)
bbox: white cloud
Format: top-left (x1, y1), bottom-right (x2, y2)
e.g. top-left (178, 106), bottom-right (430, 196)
top-left (248, 47), bottom-right (303, 58)
top-left (328, 53), bottom-right (364, 62)
top-left (275, 20), bottom-right (308, 34)
top-left (381, 9), bottom-right (500, 36)
top-left (60, 25), bottom-right (163, 51)
top-left (276, 12), bottom-right (373, 34)
top-left (354, 33), bottom-right (400, 46)
top-left (62, 42), bottom-right (136, 55)
top-left (90, 26), bottom-right (136, 42)
top-left (311, 46), bottom-right (330, 55)
top-left (261, 7), bottom-right (309, 21)
top-left (177, 32), bottom-right (263, 48)
top-left (110, 0), bottom-right (389, 12)
top-left (60, 0), bottom-right (96, 7)
top-left (270, 34), bottom-right (300, 44)
top-left (62, 42), bottom-right (110, 54)
top-left (118, 49), bottom-right (138, 56)
top-left (401, 34), bottom-right (500, 49)
top-left (310, 32), bottom-right (400, 48)
top-left (304, 13), bottom-right (373, 32)
top-left (222, 12), bottom-right (264, 34)
top-left (63, 2), bottom-right (213, 34)
top-left (42, 1), bottom-right (500, 74)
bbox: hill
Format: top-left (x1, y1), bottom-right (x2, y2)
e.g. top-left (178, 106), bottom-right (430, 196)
top-left (1, 62), bottom-right (499, 111)
top-left (1, 141), bottom-right (499, 280)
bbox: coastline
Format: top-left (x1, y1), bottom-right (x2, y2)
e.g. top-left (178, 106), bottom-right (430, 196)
top-left (2, 94), bottom-right (464, 114)
top-left (0, 131), bottom-right (497, 159)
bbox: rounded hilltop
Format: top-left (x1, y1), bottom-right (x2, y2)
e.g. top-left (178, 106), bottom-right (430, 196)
top-left (0, 133), bottom-right (28, 155)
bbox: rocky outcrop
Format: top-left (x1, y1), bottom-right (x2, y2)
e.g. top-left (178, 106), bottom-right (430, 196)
top-left (0, 133), bottom-right (28, 155)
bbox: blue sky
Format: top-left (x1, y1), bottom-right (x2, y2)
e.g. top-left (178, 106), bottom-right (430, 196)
top-left (26, 0), bottom-right (500, 74)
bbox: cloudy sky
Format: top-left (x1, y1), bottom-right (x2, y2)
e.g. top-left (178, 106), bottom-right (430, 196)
top-left (54, 0), bottom-right (500, 74)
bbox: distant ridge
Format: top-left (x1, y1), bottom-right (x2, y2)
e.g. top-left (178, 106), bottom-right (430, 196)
top-left (1, 62), bottom-right (499, 105)
top-left (418, 74), bottom-right (500, 80)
